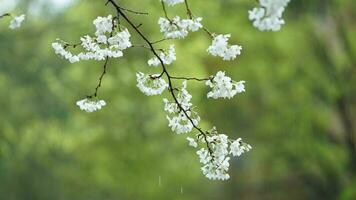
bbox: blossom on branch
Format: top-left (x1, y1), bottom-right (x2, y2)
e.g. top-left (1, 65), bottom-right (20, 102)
top-left (206, 71), bottom-right (245, 99)
top-left (148, 45), bottom-right (176, 67)
top-left (207, 34), bottom-right (242, 61)
top-left (76, 98), bottom-right (106, 113)
top-left (158, 16), bottom-right (203, 39)
top-left (136, 72), bottom-right (168, 96)
top-left (52, 16), bottom-right (132, 63)
top-left (163, 81), bottom-right (200, 134)
top-left (193, 128), bottom-right (252, 180)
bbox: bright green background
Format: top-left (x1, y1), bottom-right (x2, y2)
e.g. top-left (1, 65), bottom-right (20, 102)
top-left (0, 0), bottom-right (355, 199)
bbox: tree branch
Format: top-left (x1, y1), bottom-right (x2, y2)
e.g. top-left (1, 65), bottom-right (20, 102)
top-left (106, 0), bottom-right (214, 155)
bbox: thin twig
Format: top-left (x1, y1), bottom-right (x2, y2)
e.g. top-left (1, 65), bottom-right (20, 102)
top-left (183, 0), bottom-right (214, 38)
top-left (184, 0), bottom-right (193, 19)
top-left (170, 76), bottom-right (212, 82)
top-left (87, 17), bottom-right (117, 98)
top-left (151, 38), bottom-right (170, 45)
top-left (0, 13), bottom-right (11, 19)
top-left (87, 56), bottom-right (110, 98)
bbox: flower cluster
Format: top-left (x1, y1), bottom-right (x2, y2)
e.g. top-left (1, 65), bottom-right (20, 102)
top-left (158, 16), bottom-right (203, 39)
top-left (191, 128), bottom-right (252, 180)
top-left (162, 0), bottom-right (184, 6)
top-left (148, 45), bottom-right (176, 67)
top-left (9, 14), bottom-right (25, 29)
top-left (52, 15), bottom-right (132, 63)
top-left (51, 0), bottom-right (257, 181)
top-left (76, 98), bottom-right (106, 113)
top-left (163, 81), bottom-right (201, 134)
top-left (206, 71), bottom-right (245, 99)
top-left (207, 34), bottom-right (242, 61)
top-left (136, 72), bottom-right (168, 96)
top-left (249, 0), bottom-right (290, 31)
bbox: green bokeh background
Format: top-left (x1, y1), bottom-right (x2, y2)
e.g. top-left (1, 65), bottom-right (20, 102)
top-left (0, 0), bottom-right (355, 199)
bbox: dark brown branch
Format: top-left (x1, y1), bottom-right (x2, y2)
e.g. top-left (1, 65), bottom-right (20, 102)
top-left (87, 56), bottom-right (110, 98)
top-left (106, 0), bottom-right (213, 155)
top-left (170, 76), bottom-right (212, 82)
top-left (0, 13), bottom-right (11, 19)
top-left (184, 0), bottom-right (193, 19)
top-left (132, 44), bottom-right (164, 51)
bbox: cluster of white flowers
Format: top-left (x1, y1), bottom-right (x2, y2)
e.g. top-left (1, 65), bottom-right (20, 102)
top-left (162, 0), bottom-right (184, 6)
top-left (52, 15), bottom-right (132, 63)
top-left (76, 98), bottom-right (106, 113)
top-left (206, 71), bottom-right (245, 99)
top-left (9, 14), bottom-right (25, 29)
top-left (190, 128), bottom-right (252, 180)
top-left (207, 34), bottom-right (242, 61)
top-left (49, 0), bottom-right (259, 181)
top-left (148, 45), bottom-right (176, 67)
top-left (163, 81), bottom-right (200, 134)
top-left (249, 0), bottom-right (290, 31)
top-left (136, 72), bottom-right (168, 96)
top-left (158, 16), bottom-right (203, 39)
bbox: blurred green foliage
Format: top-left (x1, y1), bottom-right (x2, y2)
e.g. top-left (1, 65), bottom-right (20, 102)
top-left (0, 0), bottom-right (355, 199)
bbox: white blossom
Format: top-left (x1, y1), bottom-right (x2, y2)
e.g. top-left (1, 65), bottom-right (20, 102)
top-left (96, 35), bottom-right (107, 44)
top-left (76, 98), bottom-right (106, 113)
top-left (230, 138), bottom-right (252, 157)
top-left (162, 0), bottom-right (184, 6)
top-left (206, 71), bottom-right (245, 99)
top-left (9, 14), bottom-right (25, 29)
top-left (136, 72), bottom-right (168, 96)
top-left (158, 16), bottom-right (203, 39)
top-left (93, 15), bottom-right (113, 36)
top-left (52, 42), bottom-right (79, 63)
top-left (249, 0), bottom-right (290, 31)
top-left (108, 29), bottom-right (132, 50)
top-left (207, 34), bottom-right (242, 61)
top-left (148, 45), bottom-right (176, 67)
top-left (186, 137), bottom-right (198, 148)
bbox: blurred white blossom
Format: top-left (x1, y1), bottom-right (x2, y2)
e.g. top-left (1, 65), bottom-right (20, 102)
top-left (249, 0), bottom-right (290, 31)
top-left (9, 14), bottom-right (25, 29)
top-left (162, 0), bottom-right (184, 6)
